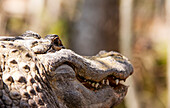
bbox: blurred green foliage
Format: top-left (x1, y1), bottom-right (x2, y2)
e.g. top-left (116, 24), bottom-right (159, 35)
top-left (48, 19), bottom-right (70, 48)
top-left (6, 17), bottom-right (27, 35)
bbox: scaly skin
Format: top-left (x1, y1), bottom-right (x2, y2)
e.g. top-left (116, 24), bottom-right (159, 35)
top-left (0, 31), bottom-right (133, 108)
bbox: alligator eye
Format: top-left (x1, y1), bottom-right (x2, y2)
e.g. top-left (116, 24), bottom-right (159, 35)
top-left (45, 34), bottom-right (65, 50)
top-left (53, 37), bottom-right (62, 46)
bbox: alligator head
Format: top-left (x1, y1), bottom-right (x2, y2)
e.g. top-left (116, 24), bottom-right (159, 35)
top-left (0, 31), bottom-right (133, 108)
top-left (38, 49), bottom-right (133, 108)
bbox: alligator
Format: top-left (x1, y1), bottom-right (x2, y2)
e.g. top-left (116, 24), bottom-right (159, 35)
top-left (0, 31), bottom-right (133, 108)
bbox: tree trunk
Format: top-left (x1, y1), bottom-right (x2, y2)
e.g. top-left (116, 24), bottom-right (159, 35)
top-left (120, 0), bottom-right (140, 108)
top-left (71, 0), bottom-right (119, 56)
top-left (165, 0), bottom-right (170, 108)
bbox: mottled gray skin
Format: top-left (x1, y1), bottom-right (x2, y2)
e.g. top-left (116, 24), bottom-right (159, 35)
top-left (0, 31), bottom-right (133, 108)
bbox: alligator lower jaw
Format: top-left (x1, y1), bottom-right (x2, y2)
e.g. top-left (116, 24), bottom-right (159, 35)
top-left (76, 75), bottom-right (128, 91)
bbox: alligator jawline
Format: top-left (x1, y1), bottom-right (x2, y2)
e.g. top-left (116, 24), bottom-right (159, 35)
top-left (76, 75), bottom-right (127, 91)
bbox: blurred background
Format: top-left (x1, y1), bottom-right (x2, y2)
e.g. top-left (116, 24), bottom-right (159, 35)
top-left (0, 0), bottom-right (169, 108)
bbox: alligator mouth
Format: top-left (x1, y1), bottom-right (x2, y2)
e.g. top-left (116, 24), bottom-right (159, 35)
top-left (76, 74), bottom-right (127, 91)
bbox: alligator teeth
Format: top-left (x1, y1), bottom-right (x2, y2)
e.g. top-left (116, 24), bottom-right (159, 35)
top-left (120, 80), bottom-right (125, 84)
top-left (115, 79), bottom-right (119, 85)
top-left (79, 76), bottom-right (124, 89)
top-left (92, 83), bottom-right (95, 87)
top-left (95, 83), bottom-right (99, 88)
top-left (102, 80), bottom-right (105, 84)
top-left (106, 79), bottom-right (109, 85)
